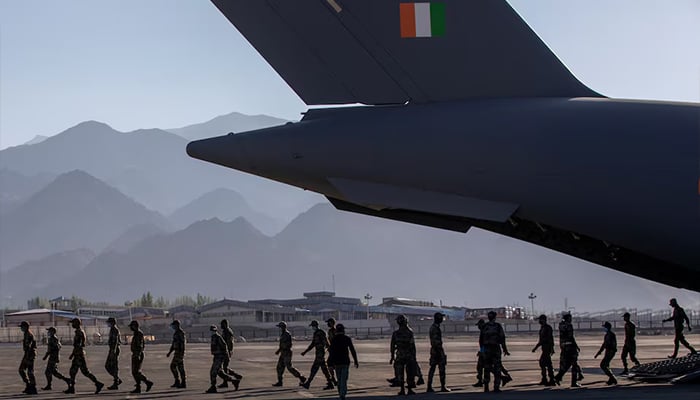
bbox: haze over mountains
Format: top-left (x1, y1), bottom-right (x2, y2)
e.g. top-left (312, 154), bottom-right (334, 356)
top-left (0, 112), bottom-right (697, 312)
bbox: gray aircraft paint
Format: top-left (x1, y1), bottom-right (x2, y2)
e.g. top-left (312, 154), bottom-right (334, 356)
top-left (188, 0), bottom-right (700, 291)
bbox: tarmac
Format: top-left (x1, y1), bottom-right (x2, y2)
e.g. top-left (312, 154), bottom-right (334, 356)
top-left (0, 333), bottom-right (698, 399)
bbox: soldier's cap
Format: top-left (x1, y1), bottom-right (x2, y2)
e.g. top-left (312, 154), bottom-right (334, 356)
top-left (538, 314), bottom-right (547, 321)
top-left (325, 318), bottom-right (336, 324)
top-left (336, 324), bottom-right (345, 333)
top-left (170, 319), bottom-right (181, 326)
top-left (69, 318), bottom-right (81, 325)
top-left (622, 312), bottom-right (631, 318)
top-left (46, 326), bottom-right (57, 332)
top-left (395, 314), bottom-right (407, 321)
top-left (562, 312), bottom-right (572, 320)
top-left (220, 319), bottom-right (229, 326)
top-left (603, 321), bottom-right (612, 329)
top-left (106, 317), bottom-right (116, 324)
top-left (476, 319), bottom-right (485, 326)
top-left (309, 320), bottom-right (319, 327)
top-left (433, 312), bottom-right (445, 319)
top-left (209, 325), bottom-right (217, 331)
top-left (128, 320), bottom-right (139, 327)
top-left (276, 321), bottom-right (287, 328)
top-left (19, 320), bottom-right (29, 327)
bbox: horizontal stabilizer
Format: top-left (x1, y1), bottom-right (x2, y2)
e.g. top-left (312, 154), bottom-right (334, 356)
top-left (211, 0), bottom-right (601, 105)
top-left (329, 178), bottom-right (519, 222)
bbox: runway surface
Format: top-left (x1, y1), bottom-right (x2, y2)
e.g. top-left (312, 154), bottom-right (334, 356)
top-left (0, 333), bottom-right (698, 399)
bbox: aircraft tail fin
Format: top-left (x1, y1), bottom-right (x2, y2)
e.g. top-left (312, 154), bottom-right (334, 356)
top-left (212, 0), bottom-right (601, 105)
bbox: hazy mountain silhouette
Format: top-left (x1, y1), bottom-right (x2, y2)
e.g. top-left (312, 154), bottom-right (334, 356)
top-left (0, 120), bottom-right (322, 216)
top-left (169, 188), bottom-right (286, 235)
top-left (103, 223), bottom-right (167, 254)
top-left (0, 170), bottom-right (170, 270)
top-left (37, 204), bottom-right (699, 311)
top-left (0, 169), bottom-right (55, 215)
top-left (166, 111), bottom-right (288, 141)
top-left (23, 135), bottom-right (49, 145)
top-left (0, 249), bottom-right (95, 305)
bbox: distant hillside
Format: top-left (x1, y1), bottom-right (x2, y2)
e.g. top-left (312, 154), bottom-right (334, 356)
top-left (169, 188), bottom-right (286, 235)
top-left (0, 120), bottom-right (322, 217)
top-left (0, 169), bottom-right (54, 215)
top-left (166, 111), bottom-right (288, 141)
top-left (24, 135), bottom-right (49, 145)
top-left (37, 204), bottom-right (699, 310)
top-left (0, 170), bottom-right (170, 270)
top-left (103, 223), bottom-right (167, 254)
top-left (0, 249), bottom-right (95, 305)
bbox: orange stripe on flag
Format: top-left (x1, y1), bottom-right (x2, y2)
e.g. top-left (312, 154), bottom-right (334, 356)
top-left (400, 3), bottom-right (416, 38)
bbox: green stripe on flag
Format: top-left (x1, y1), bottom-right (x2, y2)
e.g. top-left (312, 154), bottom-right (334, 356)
top-left (430, 3), bottom-right (445, 37)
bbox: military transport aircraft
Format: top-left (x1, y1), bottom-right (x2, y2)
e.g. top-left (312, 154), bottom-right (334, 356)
top-left (187, 0), bottom-right (700, 291)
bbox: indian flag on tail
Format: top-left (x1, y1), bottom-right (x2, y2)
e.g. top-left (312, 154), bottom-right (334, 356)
top-left (400, 2), bottom-right (445, 38)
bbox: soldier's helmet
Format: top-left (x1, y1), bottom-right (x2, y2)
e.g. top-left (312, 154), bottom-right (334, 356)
top-left (220, 319), bottom-right (229, 327)
top-left (622, 312), bottom-right (631, 319)
top-left (562, 312), bottom-right (572, 321)
top-left (107, 317), bottom-right (116, 324)
top-left (433, 312), bottom-right (445, 320)
top-left (325, 318), bottom-right (336, 325)
top-left (309, 320), bottom-right (319, 327)
top-left (395, 314), bottom-right (408, 325)
top-left (46, 326), bottom-right (57, 333)
top-left (19, 320), bottom-right (29, 328)
top-left (336, 323), bottom-right (345, 333)
top-left (69, 318), bottom-right (82, 326)
top-left (603, 321), bottom-right (612, 329)
top-left (487, 311), bottom-right (497, 320)
top-left (276, 321), bottom-right (287, 329)
top-left (538, 314), bottom-right (547, 321)
top-left (209, 325), bottom-right (218, 332)
top-left (128, 320), bottom-right (139, 328)
top-left (170, 319), bottom-right (181, 327)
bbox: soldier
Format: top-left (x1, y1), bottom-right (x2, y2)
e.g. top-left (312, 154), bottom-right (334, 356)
top-left (662, 298), bottom-right (697, 358)
top-left (326, 318), bottom-right (337, 384)
top-left (594, 321), bottom-right (618, 385)
top-left (166, 320), bottom-right (186, 389)
top-left (272, 321), bottom-right (306, 387)
top-left (553, 312), bottom-right (581, 388)
top-left (105, 317), bottom-right (122, 390)
top-left (65, 318), bottom-right (104, 394)
top-left (473, 319), bottom-right (486, 388)
top-left (128, 320), bottom-right (153, 394)
top-left (390, 314), bottom-right (417, 395)
top-left (427, 312), bottom-right (450, 392)
top-left (18, 320), bottom-right (38, 395)
top-left (41, 326), bottom-right (69, 391)
top-left (531, 314), bottom-right (556, 386)
top-left (621, 312), bottom-right (641, 374)
top-left (217, 319), bottom-right (243, 389)
top-left (327, 324), bottom-right (358, 400)
top-left (301, 320), bottom-right (335, 390)
top-left (479, 311), bottom-right (510, 393)
top-left (206, 325), bottom-right (240, 393)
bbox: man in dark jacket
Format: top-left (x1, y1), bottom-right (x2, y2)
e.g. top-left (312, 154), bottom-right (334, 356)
top-left (327, 324), bottom-right (358, 400)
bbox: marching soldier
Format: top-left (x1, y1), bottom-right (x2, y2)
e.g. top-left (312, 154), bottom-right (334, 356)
top-left (663, 298), bottom-right (697, 358)
top-left (207, 325), bottom-right (240, 393)
top-left (301, 320), bottom-right (335, 390)
top-left (166, 320), bottom-right (186, 389)
top-left (42, 326), bottom-right (69, 391)
top-left (531, 314), bottom-right (556, 386)
top-left (273, 321), bottom-right (306, 387)
top-left (105, 317), bottom-right (122, 390)
top-left (479, 311), bottom-right (510, 393)
top-left (65, 318), bottom-right (104, 394)
top-left (128, 320), bottom-right (153, 394)
top-left (554, 312), bottom-right (581, 388)
top-left (390, 314), bottom-right (417, 395)
top-left (594, 321), bottom-right (618, 385)
top-left (427, 312), bottom-right (450, 392)
top-left (326, 318), bottom-right (337, 384)
top-left (218, 319), bottom-right (242, 389)
top-left (621, 312), bottom-right (641, 374)
top-left (18, 320), bottom-right (38, 395)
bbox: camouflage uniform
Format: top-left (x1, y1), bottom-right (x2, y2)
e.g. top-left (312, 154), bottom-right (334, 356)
top-left (19, 328), bottom-right (37, 389)
top-left (67, 326), bottom-right (102, 392)
top-left (479, 319), bottom-right (507, 391)
top-left (554, 318), bottom-right (580, 387)
top-left (275, 328), bottom-right (305, 384)
top-left (43, 333), bottom-right (68, 388)
top-left (427, 321), bottom-right (447, 390)
top-left (105, 325), bottom-right (121, 387)
top-left (664, 303), bottom-right (697, 358)
top-left (302, 326), bottom-right (333, 388)
top-left (210, 330), bottom-right (238, 387)
top-left (221, 325), bottom-right (242, 381)
top-left (130, 328), bottom-right (152, 391)
top-left (169, 327), bottom-right (186, 386)
top-left (326, 321), bottom-right (337, 383)
top-left (390, 324), bottom-right (417, 392)
top-left (621, 319), bottom-right (640, 372)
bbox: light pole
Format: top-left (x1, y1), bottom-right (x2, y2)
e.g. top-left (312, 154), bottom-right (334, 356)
top-left (528, 293), bottom-right (537, 319)
top-left (364, 293), bottom-right (372, 320)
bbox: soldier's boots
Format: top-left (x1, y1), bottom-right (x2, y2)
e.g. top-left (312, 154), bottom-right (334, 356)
top-left (493, 386), bottom-right (502, 393)
top-left (179, 379), bottom-right (187, 389)
top-left (323, 381), bottom-right (335, 390)
top-left (217, 381), bottom-right (229, 389)
top-left (472, 380), bottom-right (483, 387)
top-left (131, 385), bottom-right (142, 394)
top-left (272, 380), bottom-right (283, 387)
top-left (172, 379), bottom-right (181, 388)
top-left (64, 385), bottom-right (76, 394)
top-left (301, 381), bottom-right (311, 389)
top-left (95, 381), bottom-right (104, 394)
top-left (577, 371), bottom-right (584, 381)
top-left (407, 388), bottom-right (416, 395)
top-left (621, 368), bottom-right (629, 376)
top-left (483, 383), bottom-right (489, 393)
top-left (539, 378), bottom-right (549, 385)
top-left (233, 372), bottom-right (243, 380)
top-left (440, 386), bottom-right (451, 392)
top-left (205, 385), bottom-right (218, 394)
top-left (606, 377), bottom-right (618, 386)
top-left (502, 374), bottom-right (513, 386)
top-left (41, 384), bottom-right (52, 391)
top-left (145, 380), bottom-right (154, 392)
top-left (388, 378), bottom-right (401, 387)
top-left (398, 388), bottom-right (406, 395)
top-left (545, 379), bottom-right (557, 387)
top-left (23, 384), bottom-right (38, 395)
top-left (426, 386), bottom-right (435, 393)
top-left (416, 376), bottom-right (425, 386)
top-left (232, 379), bottom-right (241, 391)
top-left (299, 376), bottom-right (307, 386)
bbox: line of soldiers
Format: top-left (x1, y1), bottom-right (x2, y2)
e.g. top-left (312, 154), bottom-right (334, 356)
top-left (16, 298), bottom-right (697, 396)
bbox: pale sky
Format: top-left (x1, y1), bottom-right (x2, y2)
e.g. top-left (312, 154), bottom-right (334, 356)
top-left (1, 0), bottom-right (699, 148)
